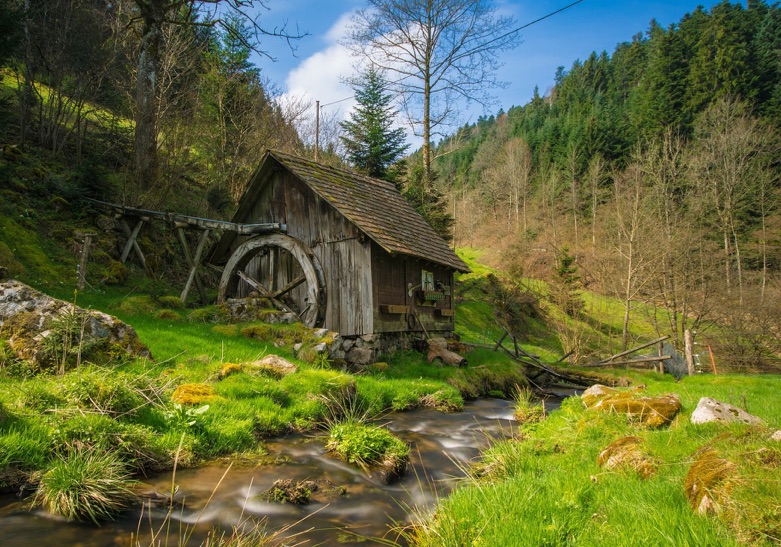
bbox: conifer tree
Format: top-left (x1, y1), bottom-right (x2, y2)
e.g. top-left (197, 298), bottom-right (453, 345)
top-left (340, 67), bottom-right (409, 181)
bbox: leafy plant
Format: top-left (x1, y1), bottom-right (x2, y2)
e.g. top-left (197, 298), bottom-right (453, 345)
top-left (163, 402), bottom-right (209, 428)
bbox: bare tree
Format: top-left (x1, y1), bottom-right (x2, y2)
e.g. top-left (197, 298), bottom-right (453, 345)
top-left (484, 137), bottom-right (533, 231)
top-left (687, 97), bottom-right (771, 304)
top-left (585, 152), bottom-right (606, 253)
top-left (608, 162), bottom-right (660, 350)
top-left (346, 0), bottom-right (520, 184)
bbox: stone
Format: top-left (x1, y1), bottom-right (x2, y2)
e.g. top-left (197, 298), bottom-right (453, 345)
top-left (690, 397), bottom-right (764, 426)
top-left (313, 342), bottom-right (327, 354)
top-left (247, 354), bottom-right (298, 377)
top-left (582, 384), bottom-right (680, 428)
top-left (771, 430), bottom-right (781, 442)
top-left (354, 337), bottom-right (364, 349)
top-left (293, 343), bottom-right (303, 353)
top-left (346, 347), bottom-right (373, 366)
top-left (330, 350), bottom-right (345, 360)
top-left (0, 280), bottom-right (151, 369)
top-left (313, 328), bottom-right (329, 338)
top-left (581, 384), bottom-right (621, 408)
top-left (342, 338), bottom-right (355, 352)
top-left (361, 333), bottom-right (376, 343)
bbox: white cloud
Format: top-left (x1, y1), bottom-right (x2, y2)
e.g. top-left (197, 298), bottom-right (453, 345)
top-left (280, 13), bottom-right (356, 126)
top-left (279, 10), bottom-right (423, 151)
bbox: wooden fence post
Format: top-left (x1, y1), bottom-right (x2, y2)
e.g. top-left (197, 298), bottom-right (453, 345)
top-left (76, 232), bottom-right (95, 290)
top-left (684, 329), bottom-right (695, 376)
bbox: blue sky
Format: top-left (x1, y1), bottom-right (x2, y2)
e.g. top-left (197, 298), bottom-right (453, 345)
top-left (252, 0), bottom-right (747, 144)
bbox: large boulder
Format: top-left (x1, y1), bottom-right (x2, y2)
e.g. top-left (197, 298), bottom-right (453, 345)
top-left (0, 280), bottom-right (151, 369)
top-left (581, 384), bottom-right (681, 428)
top-left (690, 397), bottom-right (764, 426)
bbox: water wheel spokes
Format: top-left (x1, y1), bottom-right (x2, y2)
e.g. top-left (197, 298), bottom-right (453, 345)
top-left (218, 233), bottom-right (326, 328)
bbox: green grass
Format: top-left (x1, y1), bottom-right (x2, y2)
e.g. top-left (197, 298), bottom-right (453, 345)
top-left (33, 446), bottom-right (138, 524)
top-left (411, 372), bottom-right (781, 546)
top-left (327, 420), bottom-right (409, 468)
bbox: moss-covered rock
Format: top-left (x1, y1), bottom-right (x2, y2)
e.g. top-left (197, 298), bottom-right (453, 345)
top-left (0, 280), bottom-right (152, 370)
top-left (581, 384), bottom-right (681, 428)
top-left (245, 354), bottom-right (298, 378)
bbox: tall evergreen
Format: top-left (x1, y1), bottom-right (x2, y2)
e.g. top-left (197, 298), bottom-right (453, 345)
top-left (340, 67), bottom-right (409, 181)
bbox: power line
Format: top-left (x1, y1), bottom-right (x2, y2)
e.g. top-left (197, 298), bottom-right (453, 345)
top-left (320, 96), bottom-right (354, 108)
top-left (316, 0), bottom-right (586, 110)
top-left (487, 0), bottom-right (586, 48)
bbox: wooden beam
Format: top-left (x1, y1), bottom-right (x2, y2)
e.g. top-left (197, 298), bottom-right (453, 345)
top-left (119, 219), bottom-right (150, 274)
top-left (179, 228), bottom-right (210, 304)
top-left (86, 198), bottom-right (285, 235)
top-left (596, 336), bottom-right (670, 365)
top-left (273, 274), bottom-right (306, 299)
top-left (381, 304), bottom-right (410, 314)
top-left (588, 355), bottom-right (672, 368)
top-left (236, 270), bottom-right (295, 315)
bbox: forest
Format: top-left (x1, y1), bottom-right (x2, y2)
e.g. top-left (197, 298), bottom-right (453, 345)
top-left (432, 0), bottom-right (781, 367)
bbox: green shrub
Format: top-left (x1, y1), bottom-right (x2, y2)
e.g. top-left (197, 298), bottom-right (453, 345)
top-left (101, 260), bottom-right (126, 285)
top-left (157, 296), bottom-right (185, 310)
top-left (34, 446), bottom-right (138, 524)
top-left (51, 414), bottom-right (124, 453)
top-left (22, 382), bottom-right (66, 412)
top-left (197, 417), bottom-right (257, 457)
top-left (0, 240), bottom-right (24, 278)
top-left (0, 424), bottom-right (50, 471)
top-left (187, 305), bottom-right (231, 324)
top-left (513, 386), bottom-right (546, 424)
top-left (61, 369), bottom-right (145, 416)
top-left (116, 295), bottom-right (157, 315)
top-left (154, 309), bottom-right (181, 321)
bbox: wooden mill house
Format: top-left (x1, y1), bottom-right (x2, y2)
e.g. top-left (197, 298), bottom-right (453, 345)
top-left (210, 150), bottom-right (469, 341)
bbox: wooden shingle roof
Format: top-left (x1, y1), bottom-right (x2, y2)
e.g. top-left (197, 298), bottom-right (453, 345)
top-left (220, 150), bottom-right (469, 272)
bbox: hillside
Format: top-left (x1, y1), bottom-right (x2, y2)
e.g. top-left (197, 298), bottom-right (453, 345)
top-left (427, 1), bottom-right (781, 370)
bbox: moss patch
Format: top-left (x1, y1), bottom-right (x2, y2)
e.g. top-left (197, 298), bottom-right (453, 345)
top-left (685, 447), bottom-right (736, 515)
top-left (597, 435), bottom-right (656, 478)
top-left (171, 383), bottom-right (215, 405)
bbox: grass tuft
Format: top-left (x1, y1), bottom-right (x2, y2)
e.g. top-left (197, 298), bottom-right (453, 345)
top-left (34, 445), bottom-right (138, 524)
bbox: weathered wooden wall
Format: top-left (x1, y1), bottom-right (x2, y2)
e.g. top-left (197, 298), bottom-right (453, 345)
top-left (232, 171), bottom-right (373, 336)
top-left (371, 242), bottom-right (455, 333)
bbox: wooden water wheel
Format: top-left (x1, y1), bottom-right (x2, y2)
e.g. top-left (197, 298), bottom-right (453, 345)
top-left (217, 233), bottom-right (327, 328)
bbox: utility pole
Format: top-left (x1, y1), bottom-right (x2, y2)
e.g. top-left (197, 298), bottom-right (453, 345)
top-left (315, 100), bottom-right (320, 161)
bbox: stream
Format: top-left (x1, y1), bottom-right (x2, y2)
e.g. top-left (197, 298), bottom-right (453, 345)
top-left (0, 396), bottom-right (566, 546)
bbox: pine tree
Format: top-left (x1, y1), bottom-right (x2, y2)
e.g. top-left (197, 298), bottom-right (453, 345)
top-left (340, 67), bottom-right (409, 181)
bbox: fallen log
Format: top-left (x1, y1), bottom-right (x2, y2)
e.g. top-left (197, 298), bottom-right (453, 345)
top-left (427, 338), bottom-right (467, 367)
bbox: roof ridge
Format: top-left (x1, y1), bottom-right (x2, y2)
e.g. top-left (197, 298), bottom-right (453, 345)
top-left (268, 149), bottom-right (398, 191)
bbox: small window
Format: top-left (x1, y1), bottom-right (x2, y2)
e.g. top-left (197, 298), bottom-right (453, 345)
top-left (421, 270), bottom-right (435, 291)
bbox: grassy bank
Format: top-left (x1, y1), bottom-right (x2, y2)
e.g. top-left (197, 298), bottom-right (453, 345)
top-left (410, 372), bottom-right (781, 546)
top-left (0, 286), bottom-right (530, 520)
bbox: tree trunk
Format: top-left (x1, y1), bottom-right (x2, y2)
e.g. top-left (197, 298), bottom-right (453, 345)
top-left (134, 5), bottom-right (164, 191)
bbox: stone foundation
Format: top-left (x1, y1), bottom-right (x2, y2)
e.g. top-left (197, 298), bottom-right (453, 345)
top-left (329, 331), bottom-right (456, 365)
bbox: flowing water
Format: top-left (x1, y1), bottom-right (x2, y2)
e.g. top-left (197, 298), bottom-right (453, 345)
top-left (0, 396), bottom-right (566, 546)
